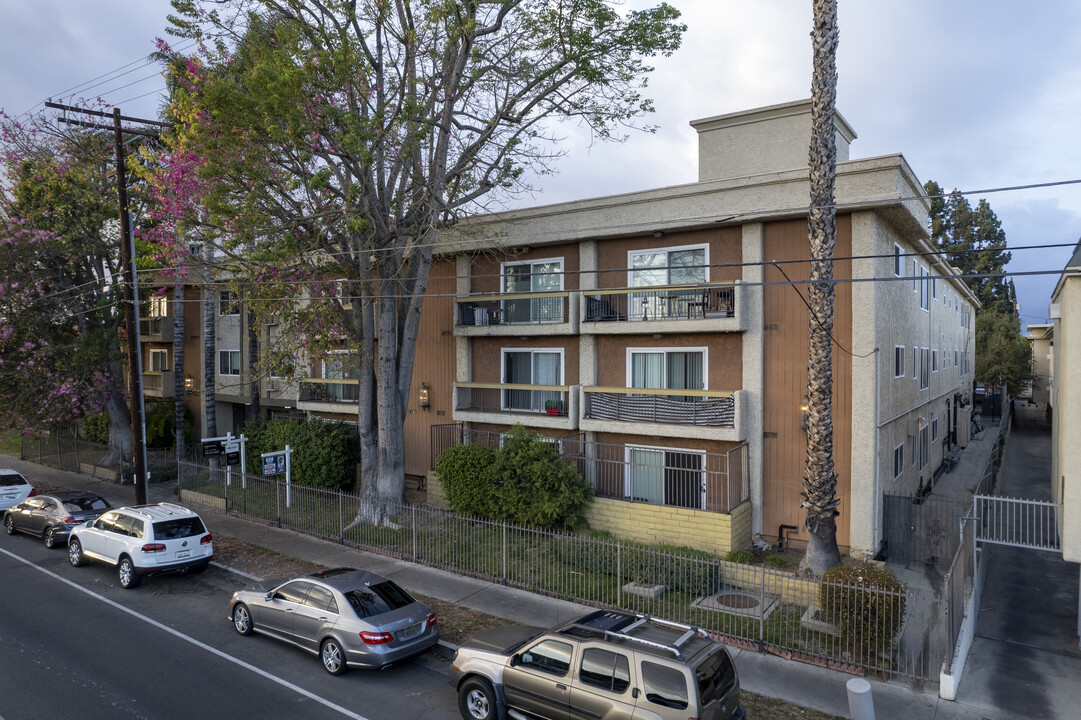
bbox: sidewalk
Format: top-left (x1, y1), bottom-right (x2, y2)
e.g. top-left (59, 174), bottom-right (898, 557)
top-left (1, 452), bottom-right (1005, 720)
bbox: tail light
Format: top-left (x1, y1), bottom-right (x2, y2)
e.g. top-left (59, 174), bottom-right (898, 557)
top-left (141, 543), bottom-right (166, 553)
top-left (28, 489), bottom-right (37, 497)
top-left (61, 517), bottom-right (76, 525)
top-left (426, 613), bottom-right (437, 628)
top-left (201, 533), bottom-right (213, 545)
top-left (360, 631), bottom-right (393, 645)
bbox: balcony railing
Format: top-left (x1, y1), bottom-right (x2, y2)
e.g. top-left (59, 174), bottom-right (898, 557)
top-left (584, 283), bottom-right (734, 322)
top-left (139, 316), bottom-right (174, 341)
top-left (142, 371), bottom-right (175, 398)
top-left (299, 378), bottom-right (359, 404)
top-left (584, 387), bottom-right (734, 427)
top-left (455, 382), bottom-right (569, 416)
top-left (456, 292), bottom-right (568, 326)
top-left (431, 424), bottom-right (749, 513)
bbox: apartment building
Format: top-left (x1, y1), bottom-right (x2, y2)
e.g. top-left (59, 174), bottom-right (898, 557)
top-left (1025, 322), bottom-right (1053, 417)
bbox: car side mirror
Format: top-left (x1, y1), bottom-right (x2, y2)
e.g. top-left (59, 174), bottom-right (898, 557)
top-left (266, 592), bottom-right (274, 602)
top-left (509, 653), bottom-right (521, 667)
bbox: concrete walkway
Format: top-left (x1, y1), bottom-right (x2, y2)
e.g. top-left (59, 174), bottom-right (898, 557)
top-left (1, 448), bottom-right (1019, 720)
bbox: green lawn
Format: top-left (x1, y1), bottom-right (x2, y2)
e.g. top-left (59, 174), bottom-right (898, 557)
top-left (0, 431), bottom-right (21, 457)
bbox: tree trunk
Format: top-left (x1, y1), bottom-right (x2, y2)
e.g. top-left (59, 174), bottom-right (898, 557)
top-left (248, 306), bottom-right (260, 419)
top-left (203, 245), bottom-right (217, 441)
top-left (801, 0), bottom-right (842, 577)
top-left (101, 383), bottom-right (133, 467)
top-left (173, 283), bottom-right (186, 460)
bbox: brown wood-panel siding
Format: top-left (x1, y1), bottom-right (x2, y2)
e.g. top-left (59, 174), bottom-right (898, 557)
top-left (405, 259), bottom-right (457, 478)
top-left (467, 244), bottom-right (581, 294)
top-left (595, 335), bottom-right (742, 392)
top-left (595, 227), bottom-right (743, 289)
top-left (761, 217), bottom-right (852, 550)
top-left (470, 337), bottom-right (580, 385)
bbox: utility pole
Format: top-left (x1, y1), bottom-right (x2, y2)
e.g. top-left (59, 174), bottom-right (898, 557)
top-left (46, 102), bottom-right (166, 505)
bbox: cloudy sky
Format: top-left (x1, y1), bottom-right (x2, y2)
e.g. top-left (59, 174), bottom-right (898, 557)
top-left (3, 0), bottom-right (1079, 326)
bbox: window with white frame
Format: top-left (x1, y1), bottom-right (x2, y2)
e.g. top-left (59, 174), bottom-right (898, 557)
top-left (148, 294), bottom-right (168, 318)
top-left (912, 347), bottom-right (918, 379)
top-left (932, 277), bottom-right (938, 301)
top-left (149, 349), bottom-right (168, 372)
top-left (502, 258), bottom-right (564, 323)
top-left (502, 348), bottom-right (563, 412)
top-left (919, 420), bottom-right (929, 469)
top-left (219, 350), bottom-right (241, 375)
top-left (628, 348), bottom-right (705, 401)
top-left (894, 244), bottom-right (904, 277)
top-left (912, 259), bottom-right (918, 291)
top-left (920, 348), bottom-right (930, 389)
top-left (219, 290), bottom-right (240, 316)
top-left (894, 345), bottom-right (905, 378)
top-left (625, 444), bottom-right (705, 509)
top-left (893, 443), bottom-right (904, 479)
top-left (321, 351), bottom-right (360, 401)
top-left (932, 349), bottom-right (938, 373)
top-left (920, 267), bottom-right (930, 310)
top-left (628, 243), bottom-right (707, 320)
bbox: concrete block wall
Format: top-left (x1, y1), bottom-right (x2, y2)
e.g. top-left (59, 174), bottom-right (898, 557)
top-left (584, 498), bottom-right (752, 556)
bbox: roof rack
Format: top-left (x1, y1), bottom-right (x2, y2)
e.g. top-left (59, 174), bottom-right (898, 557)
top-left (567, 613), bottom-right (709, 660)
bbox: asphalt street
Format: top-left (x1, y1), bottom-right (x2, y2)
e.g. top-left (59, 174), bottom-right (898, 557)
top-left (0, 537), bottom-right (459, 720)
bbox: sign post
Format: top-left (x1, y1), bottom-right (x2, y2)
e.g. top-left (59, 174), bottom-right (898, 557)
top-left (261, 445), bottom-right (293, 508)
top-left (202, 432), bottom-right (247, 486)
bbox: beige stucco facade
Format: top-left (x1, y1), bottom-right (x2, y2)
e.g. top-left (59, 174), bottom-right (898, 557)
top-left (1051, 248), bottom-right (1081, 563)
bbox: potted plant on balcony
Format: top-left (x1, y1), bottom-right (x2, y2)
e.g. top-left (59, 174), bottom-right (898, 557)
top-left (544, 400), bottom-right (562, 417)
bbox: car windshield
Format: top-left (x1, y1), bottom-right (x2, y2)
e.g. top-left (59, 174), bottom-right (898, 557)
top-left (343, 580), bottom-right (414, 619)
top-left (1, 474), bottom-right (27, 486)
top-left (153, 517), bottom-right (207, 539)
top-left (64, 497), bottom-right (109, 512)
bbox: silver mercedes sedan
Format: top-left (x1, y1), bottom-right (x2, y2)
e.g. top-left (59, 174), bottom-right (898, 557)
top-left (228, 567), bottom-right (439, 674)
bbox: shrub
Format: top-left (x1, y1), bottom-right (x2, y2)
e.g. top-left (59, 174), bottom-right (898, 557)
top-left (435, 424), bottom-right (592, 529)
top-left (242, 418), bottom-right (358, 491)
top-left (820, 564), bottom-right (907, 659)
top-left (84, 414), bottom-right (109, 445)
top-left (725, 549), bottom-right (755, 564)
top-left (143, 399), bottom-right (194, 449)
top-left (435, 442), bottom-right (499, 517)
top-left (765, 554), bottom-right (788, 568)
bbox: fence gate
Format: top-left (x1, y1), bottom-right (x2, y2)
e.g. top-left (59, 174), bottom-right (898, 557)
top-left (883, 493), bottom-right (968, 568)
top-left (973, 495), bottom-right (1063, 552)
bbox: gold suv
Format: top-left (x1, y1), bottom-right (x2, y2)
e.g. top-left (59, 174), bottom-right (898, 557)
top-left (449, 610), bottom-right (744, 720)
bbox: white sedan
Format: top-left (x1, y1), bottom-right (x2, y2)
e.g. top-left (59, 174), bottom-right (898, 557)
top-left (0, 469), bottom-right (34, 512)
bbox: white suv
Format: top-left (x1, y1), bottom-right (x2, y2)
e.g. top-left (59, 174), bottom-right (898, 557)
top-left (68, 503), bottom-right (214, 589)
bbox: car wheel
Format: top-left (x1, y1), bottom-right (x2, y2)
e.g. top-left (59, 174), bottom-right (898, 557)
top-left (458, 677), bottom-right (496, 720)
top-left (43, 526), bottom-right (58, 549)
top-left (232, 604), bottom-right (254, 636)
top-left (118, 556), bottom-right (142, 589)
top-left (68, 539), bottom-right (86, 567)
top-left (4, 515), bottom-right (15, 535)
top-left (320, 638), bottom-right (347, 675)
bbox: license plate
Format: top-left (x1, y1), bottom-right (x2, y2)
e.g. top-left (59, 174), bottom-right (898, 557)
top-left (398, 623), bottom-right (422, 640)
top-left (176, 549), bottom-right (191, 559)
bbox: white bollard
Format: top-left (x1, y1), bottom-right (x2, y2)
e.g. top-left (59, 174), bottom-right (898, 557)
top-left (846, 677), bottom-right (875, 720)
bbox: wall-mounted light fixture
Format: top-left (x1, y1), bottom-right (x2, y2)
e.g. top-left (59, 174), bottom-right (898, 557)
top-left (419, 382), bottom-right (430, 409)
top-left (799, 395), bottom-right (810, 431)
top-left (185, 374), bottom-right (195, 394)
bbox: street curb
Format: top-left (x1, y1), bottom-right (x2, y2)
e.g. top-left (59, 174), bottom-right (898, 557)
top-left (435, 639), bottom-right (458, 660)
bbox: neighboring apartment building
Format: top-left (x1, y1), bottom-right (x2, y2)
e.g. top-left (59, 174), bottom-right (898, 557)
top-left (1050, 242), bottom-right (1081, 569)
top-left (1025, 322), bottom-right (1053, 417)
top-left (155, 100), bottom-right (978, 561)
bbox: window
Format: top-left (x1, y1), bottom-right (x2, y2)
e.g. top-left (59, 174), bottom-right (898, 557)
top-left (273, 581), bottom-right (313, 605)
top-left (149, 349), bottom-right (169, 372)
top-left (219, 290), bottom-right (240, 316)
top-left (920, 267), bottom-right (930, 311)
top-left (912, 260), bottom-right (918, 291)
top-left (628, 348), bottom-right (705, 400)
top-left (919, 421), bottom-right (929, 470)
top-left (932, 349), bottom-right (938, 373)
top-left (894, 346), bottom-right (905, 378)
top-left (626, 445), bottom-right (705, 510)
top-left (932, 417), bottom-right (939, 442)
top-left (502, 349), bottom-right (563, 411)
top-left (912, 347), bottom-right (917, 379)
top-left (894, 244), bottom-right (904, 277)
top-left (893, 443), bottom-right (904, 479)
top-left (148, 294), bottom-right (168, 318)
top-left (520, 640), bottom-right (573, 677)
top-left (920, 348), bottom-right (930, 390)
top-left (629, 243), bottom-right (707, 320)
top-left (502, 258), bottom-right (564, 323)
top-left (304, 585), bottom-right (339, 615)
top-left (641, 661), bottom-right (689, 711)
top-left (932, 277), bottom-right (938, 300)
top-left (579, 649), bottom-right (631, 694)
top-left (344, 580), bottom-right (414, 618)
top-left (322, 352), bottom-right (360, 402)
top-left (219, 350), bottom-right (241, 376)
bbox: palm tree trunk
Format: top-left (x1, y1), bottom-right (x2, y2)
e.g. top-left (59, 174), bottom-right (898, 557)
top-left (202, 244), bottom-right (217, 442)
top-left (801, 0), bottom-right (842, 576)
top-left (173, 282), bottom-right (186, 460)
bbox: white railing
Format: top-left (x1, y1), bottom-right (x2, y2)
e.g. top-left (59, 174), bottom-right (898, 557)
top-left (973, 495), bottom-right (1063, 552)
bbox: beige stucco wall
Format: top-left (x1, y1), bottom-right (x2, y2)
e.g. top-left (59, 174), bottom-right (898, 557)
top-left (1052, 276), bottom-right (1081, 562)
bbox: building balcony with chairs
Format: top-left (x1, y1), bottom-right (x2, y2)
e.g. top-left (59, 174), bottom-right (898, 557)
top-left (581, 281), bottom-right (743, 335)
top-left (297, 378), bottom-right (359, 411)
top-left (453, 382), bottom-right (580, 429)
top-left (580, 386), bottom-right (746, 442)
top-left (454, 291), bottom-right (578, 336)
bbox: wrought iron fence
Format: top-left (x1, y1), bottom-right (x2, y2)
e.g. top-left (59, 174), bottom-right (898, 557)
top-left (19, 428), bottom-right (184, 477)
top-left (177, 459), bottom-right (936, 682)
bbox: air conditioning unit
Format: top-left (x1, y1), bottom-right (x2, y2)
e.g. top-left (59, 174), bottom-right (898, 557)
top-left (266, 378), bottom-right (282, 392)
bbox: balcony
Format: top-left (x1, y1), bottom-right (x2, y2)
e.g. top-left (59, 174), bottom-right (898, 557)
top-left (453, 382), bottom-right (579, 429)
top-left (454, 292), bottom-right (577, 336)
top-left (139, 316), bottom-right (174, 342)
top-left (142, 371), bottom-right (175, 398)
top-left (581, 282), bottom-right (742, 334)
top-left (297, 379), bottom-right (359, 411)
top-left (581, 387), bottom-right (745, 442)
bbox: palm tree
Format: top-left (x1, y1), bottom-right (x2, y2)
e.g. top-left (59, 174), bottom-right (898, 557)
top-left (801, 0), bottom-right (842, 576)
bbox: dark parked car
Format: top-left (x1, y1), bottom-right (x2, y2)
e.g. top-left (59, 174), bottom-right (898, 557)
top-left (229, 567), bottom-right (439, 674)
top-left (4, 491), bottom-right (110, 549)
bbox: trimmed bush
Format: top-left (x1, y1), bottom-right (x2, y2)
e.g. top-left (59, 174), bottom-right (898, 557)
top-left (820, 564), bottom-right (907, 659)
top-left (241, 418), bottom-right (358, 490)
top-left (435, 424), bottom-right (592, 529)
top-left (765, 554), bottom-right (788, 568)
